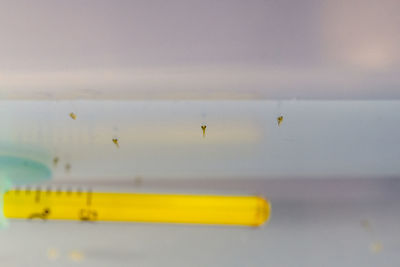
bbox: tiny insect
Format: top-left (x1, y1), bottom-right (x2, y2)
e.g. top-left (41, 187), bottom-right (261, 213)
top-left (277, 116), bottom-right (283, 126)
top-left (69, 112), bottom-right (77, 120)
top-left (53, 157), bottom-right (59, 167)
top-left (112, 138), bottom-right (120, 148)
top-left (201, 125), bottom-right (207, 138)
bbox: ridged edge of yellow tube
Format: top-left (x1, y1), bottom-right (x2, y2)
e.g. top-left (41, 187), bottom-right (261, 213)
top-left (253, 196), bottom-right (271, 227)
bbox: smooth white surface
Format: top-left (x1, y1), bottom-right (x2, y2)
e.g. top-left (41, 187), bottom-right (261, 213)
top-left (1, 100), bottom-right (400, 180)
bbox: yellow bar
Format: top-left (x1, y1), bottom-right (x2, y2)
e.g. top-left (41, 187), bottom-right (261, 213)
top-left (3, 190), bottom-right (270, 227)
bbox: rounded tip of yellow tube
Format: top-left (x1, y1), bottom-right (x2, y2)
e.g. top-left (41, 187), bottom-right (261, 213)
top-left (253, 197), bottom-right (271, 227)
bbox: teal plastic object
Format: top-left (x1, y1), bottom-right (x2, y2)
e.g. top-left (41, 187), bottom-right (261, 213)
top-left (0, 156), bottom-right (52, 227)
top-left (0, 156), bottom-right (52, 185)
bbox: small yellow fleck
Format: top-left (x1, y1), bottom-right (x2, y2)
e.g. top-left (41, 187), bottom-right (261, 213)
top-left (201, 125), bottom-right (207, 138)
top-left (53, 157), bottom-right (59, 167)
top-left (69, 250), bottom-right (84, 262)
top-left (277, 116), bottom-right (283, 126)
top-left (112, 138), bottom-right (120, 148)
top-left (370, 242), bottom-right (383, 253)
top-left (47, 248), bottom-right (59, 260)
top-left (69, 112), bottom-right (77, 120)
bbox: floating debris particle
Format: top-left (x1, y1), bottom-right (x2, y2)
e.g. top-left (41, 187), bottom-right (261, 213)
top-left (69, 112), bottom-right (77, 120)
top-left (134, 176), bottom-right (143, 186)
top-left (65, 163), bottom-right (71, 173)
top-left (201, 125), bottom-right (207, 138)
top-left (47, 248), bottom-right (59, 260)
top-left (361, 219), bottom-right (372, 232)
top-left (277, 116), bottom-right (283, 126)
top-left (53, 157), bottom-right (59, 167)
top-left (370, 242), bottom-right (383, 254)
top-left (112, 138), bottom-right (120, 148)
top-left (69, 250), bottom-right (84, 262)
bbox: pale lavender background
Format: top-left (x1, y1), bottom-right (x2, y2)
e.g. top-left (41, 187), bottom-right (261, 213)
top-left (1, 0), bottom-right (400, 99)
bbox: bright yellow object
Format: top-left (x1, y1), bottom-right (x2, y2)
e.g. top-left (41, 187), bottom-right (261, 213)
top-left (3, 190), bottom-right (270, 227)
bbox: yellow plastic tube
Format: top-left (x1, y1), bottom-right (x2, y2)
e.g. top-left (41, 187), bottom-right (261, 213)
top-left (3, 190), bottom-right (270, 227)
